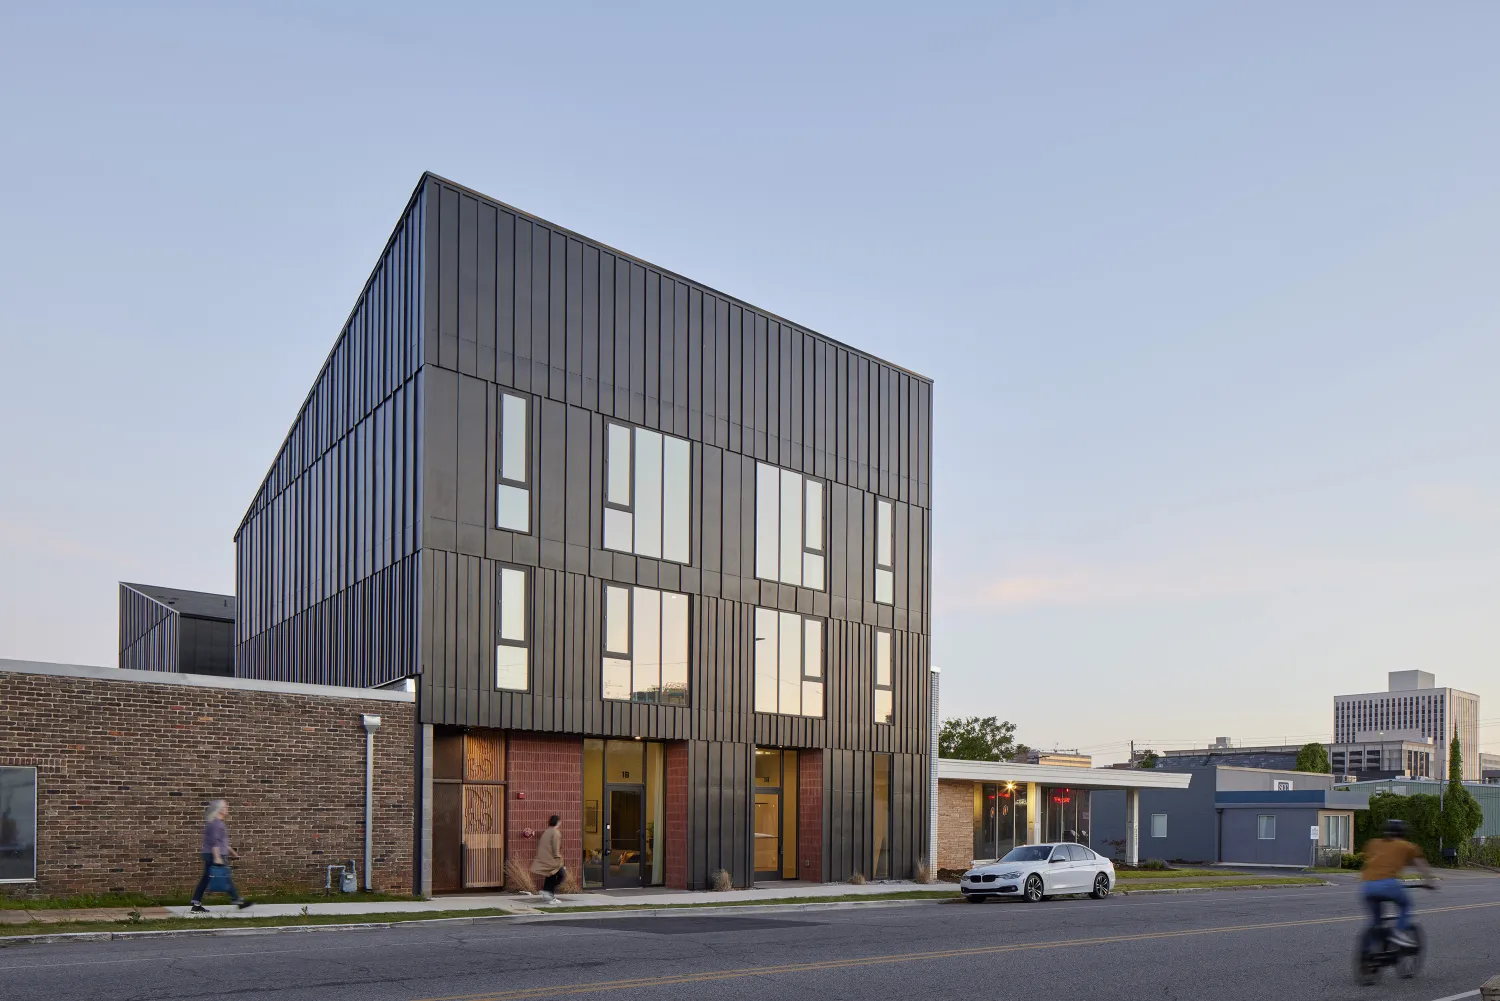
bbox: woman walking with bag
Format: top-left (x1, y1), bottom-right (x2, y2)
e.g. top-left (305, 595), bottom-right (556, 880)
top-left (190, 799), bottom-right (252, 912)
top-left (530, 815), bottom-right (566, 904)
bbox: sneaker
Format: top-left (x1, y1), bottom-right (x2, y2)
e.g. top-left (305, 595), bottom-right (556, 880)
top-left (235, 900), bottom-right (253, 910)
top-left (1389, 929), bottom-right (1416, 949)
top-left (189, 903), bottom-right (208, 913)
top-left (540, 890), bottom-right (555, 903)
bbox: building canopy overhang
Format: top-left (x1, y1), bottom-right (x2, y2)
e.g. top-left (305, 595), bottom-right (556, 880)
top-left (938, 758), bottom-right (1193, 791)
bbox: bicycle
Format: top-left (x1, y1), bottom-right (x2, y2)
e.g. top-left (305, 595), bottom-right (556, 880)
top-left (1355, 882), bottom-right (1436, 985)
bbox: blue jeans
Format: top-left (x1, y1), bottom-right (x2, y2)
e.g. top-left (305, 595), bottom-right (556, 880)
top-left (1363, 878), bottom-right (1411, 931)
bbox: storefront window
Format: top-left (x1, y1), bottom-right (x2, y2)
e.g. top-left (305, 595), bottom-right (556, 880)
top-left (0, 767), bottom-right (36, 883)
top-left (1041, 786), bottom-right (1090, 846)
top-left (972, 782), bottom-right (1026, 861)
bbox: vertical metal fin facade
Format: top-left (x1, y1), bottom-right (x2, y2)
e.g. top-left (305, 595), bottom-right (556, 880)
top-left (234, 187), bottom-right (427, 686)
top-left (118, 584), bottom-right (178, 672)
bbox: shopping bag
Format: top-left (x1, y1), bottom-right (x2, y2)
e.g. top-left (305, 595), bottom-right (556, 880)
top-left (206, 864), bottom-right (235, 894)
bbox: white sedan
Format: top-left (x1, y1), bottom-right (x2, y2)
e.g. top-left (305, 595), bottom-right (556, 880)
top-left (960, 842), bottom-right (1115, 903)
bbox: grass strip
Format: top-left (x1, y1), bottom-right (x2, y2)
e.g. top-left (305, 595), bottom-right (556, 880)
top-left (543, 889), bottom-right (955, 913)
top-left (1116, 869), bottom-right (1231, 879)
top-left (0, 890), bottom-right (418, 911)
top-left (1117, 877), bottom-right (1325, 892)
top-left (0, 908), bottom-right (519, 938)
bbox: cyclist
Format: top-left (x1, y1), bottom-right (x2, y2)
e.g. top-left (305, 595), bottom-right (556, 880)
top-left (1360, 818), bottom-right (1434, 947)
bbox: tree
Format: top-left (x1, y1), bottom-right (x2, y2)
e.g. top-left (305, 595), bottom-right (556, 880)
top-left (1358, 790), bottom-right (1443, 860)
top-left (1138, 749), bottom-right (1159, 769)
top-left (1295, 742), bottom-right (1330, 774)
top-left (939, 717), bottom-right (1024, 762)
top-left (1440, 728), bottom-right (1482, 857)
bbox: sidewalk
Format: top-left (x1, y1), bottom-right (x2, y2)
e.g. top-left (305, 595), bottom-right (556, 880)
top-left (7, 880), bottom-right (945, 925)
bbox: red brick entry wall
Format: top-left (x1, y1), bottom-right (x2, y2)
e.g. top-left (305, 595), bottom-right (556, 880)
top-left (665, 743), bottom-right (689, 888)
top-left (0, 667), bottom-right (415, 899)
top-left (798, 750), bottom-right (824, 882)
top-left (504, 734), bottom-right (582, 887)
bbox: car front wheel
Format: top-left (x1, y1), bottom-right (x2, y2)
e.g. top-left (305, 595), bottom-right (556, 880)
top-left (1091, 873), bottom-right (1111, 899)
top-left (1024, 874), bottom-right (1045, 903)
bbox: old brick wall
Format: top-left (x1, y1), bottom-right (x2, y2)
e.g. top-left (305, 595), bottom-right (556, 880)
top-left (798, 750), bottom-right (823, 882)
top-left (0, 667), bottom-right (415, 899)
top-left (936, 779), bottom-right (975, 871)
top-left (664, 743), bottom-right (688, 889)
top-left (504, 734), bottom-right (582, 884)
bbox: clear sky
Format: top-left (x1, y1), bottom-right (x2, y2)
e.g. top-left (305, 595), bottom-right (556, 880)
top-left (2, 3), bottom-right (1496, 762)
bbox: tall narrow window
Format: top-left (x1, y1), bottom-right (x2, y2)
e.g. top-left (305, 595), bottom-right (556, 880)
top-left (497, 393), bottom-right (530, 532)
top-left (754, 462), bottom-right (824, 590)
top-left (753, 608), bottom-right (824, 717)
top-left (602, 584), bottom-right (688, 705)
top-left (874, 629), bottom-right (893, 725)
top-left (875, 498), bottom-right (894, 605)
top-left (603, 423), bottom-right (691, 563)
top-left (495, 565), bottom-right (529, 691)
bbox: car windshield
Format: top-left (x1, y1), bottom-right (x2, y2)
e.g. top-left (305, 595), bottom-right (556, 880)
top-left (998, 846), bottom-right (1053, 863)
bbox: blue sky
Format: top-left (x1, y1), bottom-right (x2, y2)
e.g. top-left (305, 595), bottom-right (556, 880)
top-left (2, 3), bottom-right (1496, 762)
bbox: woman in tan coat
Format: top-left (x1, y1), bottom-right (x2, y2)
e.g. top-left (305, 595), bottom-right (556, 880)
top-left (530, 815), bottom-right (565, 903)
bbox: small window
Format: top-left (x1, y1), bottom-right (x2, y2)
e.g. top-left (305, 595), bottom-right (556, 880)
top-left (753, 608), bottom-right (824, 717)
top-left (754, 462), bottom-right (825, 590)
top-left (0, 766), bottom-right (37, 882)
top-left (1072, 845), bottom-right (1096, 860)
top-left (603, 423), bottom-right (691, 564)
top-left (1257, 815), bottom-right (1276, 840)
top-left (495, 565), bottom-right (529, 691)
top-left (601, 585), bottom-right (689, 705)
top-left (1150, 814), bottom-right (1167, 839)
top-left (497, 393), bottom-right (531, 532)
top-left (875, 498), bottom-right (894, 605)
top-left (874, 629), bottom-right (894, 725)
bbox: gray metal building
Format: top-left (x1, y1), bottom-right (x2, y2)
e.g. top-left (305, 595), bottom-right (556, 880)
top-left (118, 583), bottom-right (235, 677)
top-left (231, 173), bottom-right (934, 892)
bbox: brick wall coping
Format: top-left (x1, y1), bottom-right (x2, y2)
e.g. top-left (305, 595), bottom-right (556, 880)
top-left (0, 658), bottom-right (415, 703)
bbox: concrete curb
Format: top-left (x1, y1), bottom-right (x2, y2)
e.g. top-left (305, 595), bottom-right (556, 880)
top-left (1117, 880), bottom-right (1334, 896)
top-left (0, 897), bottom-right (952, 947)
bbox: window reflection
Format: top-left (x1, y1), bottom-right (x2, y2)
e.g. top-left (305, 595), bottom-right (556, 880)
top-left (495, 565), bottom-right (529, 691)
top-left (602, 584), bottom-right (689, 705)
top-left (603, 422), bottom-right (691, 564)
top-left (753, 607), bottom-right (824, 718)
top-left (754, 462), bottom-right (825, 590)
top-left (496, 393), bottom-right (530, 533)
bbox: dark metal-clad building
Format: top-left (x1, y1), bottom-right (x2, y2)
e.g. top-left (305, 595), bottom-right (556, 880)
top-left (118, 583), bottom-right (236, 677)
top-left (234, 173), bottom-right (934, 892)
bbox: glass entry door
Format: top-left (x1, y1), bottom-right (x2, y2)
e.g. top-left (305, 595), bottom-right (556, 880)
top-left (753, 792), bottom-right (781, 878)
top-left (753, 749), bottom-right (799, 881)
top-left (603, 785), bottom-right (645, 888)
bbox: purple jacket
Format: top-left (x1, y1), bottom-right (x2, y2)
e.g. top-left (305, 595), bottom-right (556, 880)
top-left (201, 818), bottom-right (231, 857)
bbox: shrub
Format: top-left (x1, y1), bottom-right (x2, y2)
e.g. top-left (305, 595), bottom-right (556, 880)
top-left (914, 860), bottom-right (936, 885)
top-left (1141, 858), bottom-right (1168, 871)
top-left (710, 869), bottom-right (733, 892)
top-left (559, 870), bottom-right (583, 894)
top-left (504, 860), bottom-right (535, 894)
top-left (1340, 853), bottom-right (1364, 870)
top-left (848, 871), bottom-right (868, 885)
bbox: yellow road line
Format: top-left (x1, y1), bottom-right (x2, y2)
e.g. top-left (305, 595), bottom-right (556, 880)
top-left (414, 899), bottom-right (1500, 1001)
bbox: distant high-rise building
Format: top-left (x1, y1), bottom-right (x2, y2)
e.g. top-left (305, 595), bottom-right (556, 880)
top-left (1332, 672), bottom-right (1480, 782)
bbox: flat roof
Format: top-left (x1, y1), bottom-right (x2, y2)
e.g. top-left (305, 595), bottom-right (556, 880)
top-left (121, 582), bottom-right (236, 621)
top-left (938, 758), bottom-right (1192, 790)
top-left (0, 658), bottom-right (413, 703)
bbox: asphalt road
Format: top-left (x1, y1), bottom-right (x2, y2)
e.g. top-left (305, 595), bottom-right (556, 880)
top-left (5, 874), bottom-right (1499, 1001)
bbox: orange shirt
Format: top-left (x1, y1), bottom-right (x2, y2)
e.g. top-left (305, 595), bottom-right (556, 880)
top-left (1362, 837), bottom-right (1422, 881)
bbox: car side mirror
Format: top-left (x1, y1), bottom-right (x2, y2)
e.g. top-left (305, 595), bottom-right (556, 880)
top-left (1049, 856), bottom-right (1064, 863)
